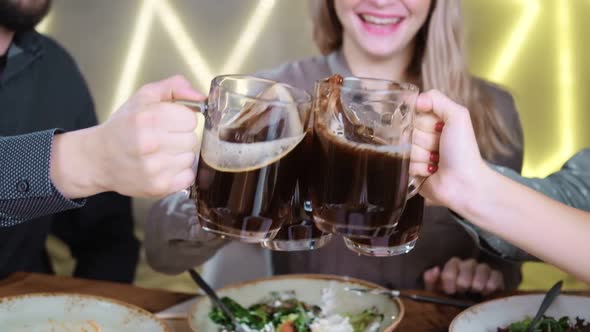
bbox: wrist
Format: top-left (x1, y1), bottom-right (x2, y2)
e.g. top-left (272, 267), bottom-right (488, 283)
top-left (458, 162), bottom-right (502, 225)
top-left (84, 124), bottom-right (110, 194)
top-left (50, 127), bottom-right (106, 198)
top-left (452, 161), bottom-right (496, 218)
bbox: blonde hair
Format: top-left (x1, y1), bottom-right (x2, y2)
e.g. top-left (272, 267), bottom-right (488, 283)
top-left (310, 0), bottom-right (520, 161)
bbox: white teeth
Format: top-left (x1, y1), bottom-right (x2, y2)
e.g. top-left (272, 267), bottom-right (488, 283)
top-left (360, 14), bottom-right (401, 25)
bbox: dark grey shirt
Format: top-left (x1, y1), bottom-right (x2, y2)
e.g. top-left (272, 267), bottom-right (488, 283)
top-left (0, 53), bottom-right (7, 77)
top-left (0, 30), bottom-right (85, 226)
top-left (0, 30), bottom-right (139, 282)
top-left (146, 51), bottom-right (526, 290)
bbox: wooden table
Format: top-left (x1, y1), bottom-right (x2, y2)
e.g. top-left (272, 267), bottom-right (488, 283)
top-left (0, 272), bottom-right (570, 332)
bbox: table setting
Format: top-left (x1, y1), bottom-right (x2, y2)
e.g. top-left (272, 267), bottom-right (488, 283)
top-left (1, 272), bottom-right (589, 332)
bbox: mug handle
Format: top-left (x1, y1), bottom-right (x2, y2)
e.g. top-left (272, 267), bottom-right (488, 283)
top-left (407, 175), bottom-right (425, 199)
top-left (174, 99), bottom-right (208, 198)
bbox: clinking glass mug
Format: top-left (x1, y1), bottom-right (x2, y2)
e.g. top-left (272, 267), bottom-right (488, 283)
top-left (177, 75), bottom-right (313, 243)
top-left (309, 74), bottom-right (425, 255)
top-left (260, 117), bottom-right (334, 252)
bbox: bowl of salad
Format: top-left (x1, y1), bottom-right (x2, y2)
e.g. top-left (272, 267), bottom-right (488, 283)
top-left (188, 274), bottom-right (404, 332)
top-left (449, 294), bottom-right (590, 332)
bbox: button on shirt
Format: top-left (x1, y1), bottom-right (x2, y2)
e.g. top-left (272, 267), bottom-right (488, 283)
top-left (16, 180), bottom-right (29, 193)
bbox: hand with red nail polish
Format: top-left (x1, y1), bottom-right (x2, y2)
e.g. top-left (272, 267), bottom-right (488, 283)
top-left (427, 164), bottom-right (438, 173)
top-left (435, 121), bottom-right (444, 132)
top-left (429, 151), bottom-right (439, 163)
top-left (410, 103), bottom-right (442, 177)
top-left (413, 89), bottom-right (590, 285)
top-left (413, 89), bottom-right (487, 209)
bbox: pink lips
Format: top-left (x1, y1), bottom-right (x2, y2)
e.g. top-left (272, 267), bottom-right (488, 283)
top-left (357, 13), bottom-right (404, 36)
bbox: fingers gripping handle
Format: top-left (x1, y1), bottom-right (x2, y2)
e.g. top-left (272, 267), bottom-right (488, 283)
top-left (175, 99), bottom-right (207, 145)
top-left (175, 100), bottom-right (207, 198)
top-left (408, 175), bottom-right (425, 199)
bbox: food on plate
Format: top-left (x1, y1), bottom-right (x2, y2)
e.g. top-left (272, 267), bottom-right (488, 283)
top-left (497, 316), bottom-right (590, 332)
top-left (209, 288), bottom-right (384, 332)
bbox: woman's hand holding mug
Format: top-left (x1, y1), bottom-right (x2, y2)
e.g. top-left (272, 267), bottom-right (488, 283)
top-left (410, 89), bottom-right (491, 212)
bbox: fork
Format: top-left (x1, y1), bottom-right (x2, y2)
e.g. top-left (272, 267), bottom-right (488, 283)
top-left (344, 287), bottom-right (474, 308)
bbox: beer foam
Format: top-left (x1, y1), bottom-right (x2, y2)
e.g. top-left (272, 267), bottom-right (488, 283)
top-left (201, 131), bottom-right (305, 172)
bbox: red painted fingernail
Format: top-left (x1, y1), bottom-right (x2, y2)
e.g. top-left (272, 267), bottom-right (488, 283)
top-left (435, 122), bottom-right (444, 132)
top-left (428, 164), bottom-right (438, 173)
top-left (430, 151), bottom-right (439, 162)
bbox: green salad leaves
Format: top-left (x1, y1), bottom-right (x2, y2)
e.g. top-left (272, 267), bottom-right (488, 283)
top-left (208, 291), bottom-right (383, 332)
top-left (498, 316), bottom-right (590, 332)
top-left (346, 308), bottom-right (384, 332)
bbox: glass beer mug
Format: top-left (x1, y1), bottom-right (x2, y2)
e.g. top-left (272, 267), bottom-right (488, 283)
top-left (310, 75), bottom-right (424, 248)
top-left (261, 86), bottom-right (336, 251)
top-left (344, 195), bottom-right (425, 256)
top-left (179, 75), bottom-right (312, 243)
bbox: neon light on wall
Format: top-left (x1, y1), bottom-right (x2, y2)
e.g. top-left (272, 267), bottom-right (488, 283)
top-left (110, 0), bottom-right (157, 114)
top-left (156, 0), bottom-right (214, 91)
top-left (522, 0), bottom-right (575, 176)
top-left (36, 14), bottom-right (52, 33)
top-left (221, 0), bottom-right (276, 74)
top-left (487, 0), bottom-right (540, 82)
top-left (109, 0), bottom-right (276, 114)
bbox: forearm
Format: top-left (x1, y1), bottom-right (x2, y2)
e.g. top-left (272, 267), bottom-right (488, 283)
top-left (455, 217), bottom-right (537, 262)
top-left (458, 166), bottom-right (590, 283)
top-left (456, 153), bottom-right (590, 262)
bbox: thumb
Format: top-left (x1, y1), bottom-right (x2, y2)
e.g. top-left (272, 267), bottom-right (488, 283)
top-left (139, 75), bottom-right (204, 103)
top-left (423, 266), bottom-right (441, 291)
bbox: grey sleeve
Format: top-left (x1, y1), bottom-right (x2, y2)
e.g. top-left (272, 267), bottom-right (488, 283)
top-left (144, 192), bottom-right (228, 275)
top-left (0, 129), bottom-right (85, 226)
top-left (495, 149), bottom-right (590, 211)
top-left (456, 148), bottom-right (590, 261)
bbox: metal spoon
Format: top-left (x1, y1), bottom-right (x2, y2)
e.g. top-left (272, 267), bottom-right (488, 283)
top-left (526, 280), bottom-right (563, 332)
top-left (187, 269), bottom-right (247, 332)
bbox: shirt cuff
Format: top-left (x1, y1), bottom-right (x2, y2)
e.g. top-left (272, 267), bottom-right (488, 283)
top-left (449, 209), bottom-right (535, 262)
top-left (0, 129), bottom-right (85, 227)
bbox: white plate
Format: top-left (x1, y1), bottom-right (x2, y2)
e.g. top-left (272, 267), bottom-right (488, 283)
top-left (0, 293), bottom-right (170, 332)
top-left (450, 294), bottom-right (590, 332)
top-left (189, 274), bottom-right (404, 332)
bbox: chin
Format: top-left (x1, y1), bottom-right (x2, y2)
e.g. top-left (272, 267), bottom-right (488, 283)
top-left (354, 33), bottom-right (404, 57)
top-left (360, 44), bottom-right (405, 60)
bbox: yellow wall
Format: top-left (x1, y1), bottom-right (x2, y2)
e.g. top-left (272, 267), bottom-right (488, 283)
top-left (464, 0), bottom-right (590, 177)
top-left (41, 0), bottom-right (589, 291)
top-left (464, 0), bottom-right (589, 290)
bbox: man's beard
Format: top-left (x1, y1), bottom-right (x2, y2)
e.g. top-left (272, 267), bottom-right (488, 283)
top-left (0, 0), bottom-right (51, 32)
